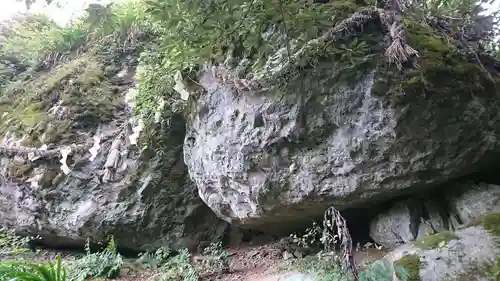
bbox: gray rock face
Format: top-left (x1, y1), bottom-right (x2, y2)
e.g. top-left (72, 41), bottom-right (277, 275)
top-left (384, 226), bottom-right (500, 281)
top-left (0, 71), bottom-right (227, 252)
top-left (449, 182), bottom-right (500, 225)
top-left (369, 198), bottom-right (459, 248)
top-left (369, 202), bottom-right (417, 249)
top-left (183, 59), bottom-right (500, 231)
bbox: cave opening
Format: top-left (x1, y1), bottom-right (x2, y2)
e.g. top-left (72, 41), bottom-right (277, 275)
top-left (460, 150), bottom-right (500, 185)
top-left (25, 237), bottom-right (144, 258)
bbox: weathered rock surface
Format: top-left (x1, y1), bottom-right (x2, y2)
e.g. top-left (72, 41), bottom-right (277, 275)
top-left (449, 182), bottom-right (500, 226)
top-left (370, 182), bottom-right (500, 248)
top-left (183, 42), bottom-right (500, 231)
top-left (369, 198), bottom-right (459, 248)
top-left (0, 60), bottom-right (227, 251)
top-left (384, 226), bottom-right (500, 281)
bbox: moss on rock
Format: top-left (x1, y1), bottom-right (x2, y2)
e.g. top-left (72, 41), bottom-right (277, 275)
top-left (482, 212), bottom-right (500, 237)
top-left (393, 254), bottom-right (421, 281)
top-left (396, 18), bottom-right (499, 105)
top-left (0, 55), bottom-right (125, 143)
top-left (413, 231), bottom-right (458, 250)
top-left (487, 256), bottom-right (500, 280)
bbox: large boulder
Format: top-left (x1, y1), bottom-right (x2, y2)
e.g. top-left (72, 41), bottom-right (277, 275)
top-left (369, 198), bottom-right (460, 248)
top-left (384, 226), bottom-right (500, 281)
top-left (183, 22), bottom-right (500, 231)
top-left (0, 54), bottom-right (227, 252)
top-left (448, 182), bottom-right (500, 226)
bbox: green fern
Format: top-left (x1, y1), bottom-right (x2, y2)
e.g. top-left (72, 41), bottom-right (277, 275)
top-left (0, 255), bottom-right (68, 281)
top-left (67, 238), bottom-right (123, 281)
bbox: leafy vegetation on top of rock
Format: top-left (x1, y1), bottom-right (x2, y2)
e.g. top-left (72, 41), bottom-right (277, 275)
top-left (1, 0), bottom-right (498, 152)
top-left (413, 231), bottom-right (458, 250)
top-left (0, 0), bottom-right (148, 142)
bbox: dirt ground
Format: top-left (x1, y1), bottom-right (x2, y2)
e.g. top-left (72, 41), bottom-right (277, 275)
top-left (118, 240), bottom-right (388, 281)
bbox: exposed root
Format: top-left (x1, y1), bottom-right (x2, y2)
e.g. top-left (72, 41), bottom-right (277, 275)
top-left (385, 20), bottom-right (419, 69)
top-left (323, 206), bottom-right (359, 281)
top-left (0, 145), bottom-right (88, 161)
top-left (322, 7), bottom-right (418, 70)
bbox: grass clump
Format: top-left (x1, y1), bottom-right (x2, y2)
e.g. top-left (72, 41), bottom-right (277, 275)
top-left (393, 254), bottom-right (421, 281)
top-left (413, 231), bottom-right (458, 250)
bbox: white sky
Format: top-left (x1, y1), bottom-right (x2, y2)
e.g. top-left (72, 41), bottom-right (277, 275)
top-left (0, 0), bottom-right (109, 25)
top-left (0, 0), bottom-right (499, 26)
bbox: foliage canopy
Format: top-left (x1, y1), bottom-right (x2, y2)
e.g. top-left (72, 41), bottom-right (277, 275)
top-left (0, 0), bottom-right (498, 148)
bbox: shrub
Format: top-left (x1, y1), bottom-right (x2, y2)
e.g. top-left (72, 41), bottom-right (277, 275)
top-left (67, 237), bottom-right (123, 281)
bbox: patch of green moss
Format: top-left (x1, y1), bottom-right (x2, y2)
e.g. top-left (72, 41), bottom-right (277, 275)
top-left (400, 18), bottom-right (498, 102)
top-left (393, 254), bottom-right (421, 281)
top-left (482, 212), bottom-right (500, 237)
top-left (413, 231), bottom-right (458, 250)
top-left (0, 54), bottom-right (123, 141)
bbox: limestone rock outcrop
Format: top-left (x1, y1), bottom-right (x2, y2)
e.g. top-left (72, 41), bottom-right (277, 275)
top-left (384, 226), bottom-right (500, 281)
top-left (0, 55), bottom-right (227, 251)
top-left (183, 34), bottom-right (500, 231)
top-left (369, 182), bottom-right (500, 248)
top-left (449, 182), bottom-right (500, 226)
